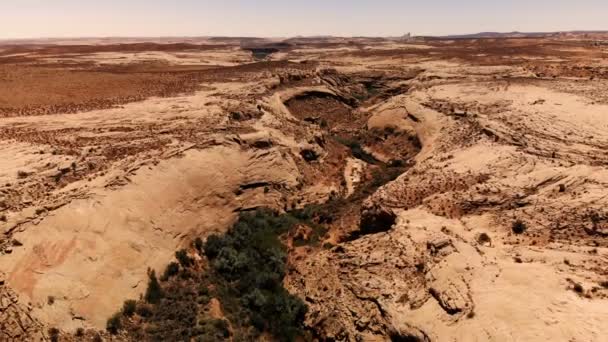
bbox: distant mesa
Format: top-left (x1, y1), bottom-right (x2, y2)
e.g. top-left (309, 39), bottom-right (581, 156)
top-left (434, 30), bottom-right (608, 39)
top-left (240, 40), bottom-right (292, 60)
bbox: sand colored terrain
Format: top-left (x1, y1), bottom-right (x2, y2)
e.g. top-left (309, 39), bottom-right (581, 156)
top-left (288, 84), bottom-right (608, 341)
top-left (0, 35), bottom-right (607, 340)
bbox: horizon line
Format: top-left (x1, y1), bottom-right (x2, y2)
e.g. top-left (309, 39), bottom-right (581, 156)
top-left (2, 29), bottom-right (608, 42)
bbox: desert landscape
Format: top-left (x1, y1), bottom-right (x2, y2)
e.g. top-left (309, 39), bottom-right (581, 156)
top-left (0, 33), bottom-right (608, 341)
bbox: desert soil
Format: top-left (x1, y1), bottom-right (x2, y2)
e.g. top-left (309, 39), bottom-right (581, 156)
top-left (0, 35), bottom-right (607, 341)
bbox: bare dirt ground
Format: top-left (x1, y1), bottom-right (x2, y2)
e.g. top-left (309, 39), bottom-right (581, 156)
top-left (0, 35), bottom-right (607, 341)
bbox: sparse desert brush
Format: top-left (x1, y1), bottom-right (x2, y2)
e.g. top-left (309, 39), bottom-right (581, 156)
top-left (161, 261), bottom-right (180, 281)
top-left (135, 302), bottom-right (153, 318)
top-left (512, 219), bottom-right (527, 234)
top-left (476, 232), bottom-right (492, 246)
top-left (48, 328), bottom-right (59, 342)
top-left (383, 125), bottom-right (397, 134)
top-left (122, 299), bottom-right (137, 317)
top-left (573, 283), bottom-right (584, 294)
top-left (106, 312), bottom-right (122, 334)
top-left (144, 269), bottom-right (163, 304)
top-left (334, 136), bottom-right (377, 164)
top-left (388, 159), bottom-right (405, 167)
top-left (194, 237), bottom-right (203, 252)
top-left (175, 249), bottom-right (193, 268)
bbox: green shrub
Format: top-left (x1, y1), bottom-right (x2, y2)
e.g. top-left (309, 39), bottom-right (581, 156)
top-left (48, 328), bottom-right (59, 342)
top-left (213, 319), bottom-right (231, 338)
top-left (198, 283), bottom-right (210, 296)
top-left (334, 136), bottom-right (377, 164)
top-left (176, 249), bottom-right (193, 268)
top-left (106, 312), bottom-right (122, 334)
top-left (161, 262), bottom-right (180, 281)
top-left (203, 235), bottom-right (225, 259)
top-left (197, 318), bottom-right (231, 340)
top-left (144, 269), bottom-right (164, 304)
top-left (197, 295), bottom-right (211, 305)
top-left (122, 299), bottom-right (137, 317)
top-left (388, 159), bottom-right (405, 167)
top-left (17, 170), bottom-right (29, 179)
top-left (512, 220), bottom-right (527, 234)
top-left (135, 303), bottom-right (153, 318)
top-left (194, 237), bottom-right (204, 253)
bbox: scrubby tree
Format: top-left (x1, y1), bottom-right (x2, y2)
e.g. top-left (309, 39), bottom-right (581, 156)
top-left (176, 249), bottom-right (193, 268)
top-left (203, 235), bottom-right (224, 259)
top-left (161, 261), bottom-right (180, 281)
top-left (145, 269), bottom-right (164, 304)
top-left (512, 219), bottom-right (527, 234)
top-left (194, 237), bottom-right (204, 253)
top-left (48, 328), bottom-right (60, 342)
top-left (106, 313), bottom-right (122, 334)
top-left (122, 300), bottom-right (137, 317)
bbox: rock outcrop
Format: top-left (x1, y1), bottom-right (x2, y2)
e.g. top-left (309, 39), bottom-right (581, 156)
top-left (0, 272), bottom-right (46, 341)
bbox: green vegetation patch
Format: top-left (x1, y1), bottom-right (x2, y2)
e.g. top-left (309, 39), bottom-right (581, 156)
top-left (108, 209), bottom-right (310, 341)
top-left (204, 209), bottom-right (308, 340)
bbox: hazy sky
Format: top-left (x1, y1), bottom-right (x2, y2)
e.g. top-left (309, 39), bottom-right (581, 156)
top-left (2, 0), bottom-right (607, 39)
